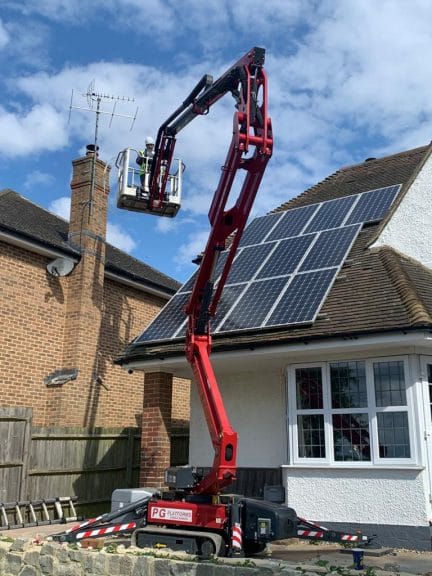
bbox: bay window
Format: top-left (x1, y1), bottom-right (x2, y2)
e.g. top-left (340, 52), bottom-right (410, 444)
top-left (290, 357), bottom-right (413, 464)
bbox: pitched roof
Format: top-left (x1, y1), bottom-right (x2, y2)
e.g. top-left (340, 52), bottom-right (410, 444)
top-left (118, 144), bottom-right (432, 363)
top-left (0, 189), bottom-right (180, 296)
top-left (276, 144), bottom-right (429, 211)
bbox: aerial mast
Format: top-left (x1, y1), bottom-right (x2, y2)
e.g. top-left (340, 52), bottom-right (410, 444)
top-left (68, 80), bottom-right (138, 218)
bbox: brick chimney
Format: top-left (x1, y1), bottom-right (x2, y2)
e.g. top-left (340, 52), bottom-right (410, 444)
top-left (46, 145), bottom-right (111, 426)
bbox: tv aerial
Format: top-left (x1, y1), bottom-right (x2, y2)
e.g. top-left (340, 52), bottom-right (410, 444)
top-left (69, 79), bottom-right (139, 139)
top-left (68, 80), bottom-right (139, 217)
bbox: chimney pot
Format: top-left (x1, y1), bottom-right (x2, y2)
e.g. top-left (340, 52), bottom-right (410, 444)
top-left (86, 144), bottom-right (99, 156)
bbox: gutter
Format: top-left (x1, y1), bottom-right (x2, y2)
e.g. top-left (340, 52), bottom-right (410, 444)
top-left (118, 328), bottom-right (432, 375)
top-left (1, 229), bottom-right (175, 300)
top-left (0, 229), bottom-right (79, 261)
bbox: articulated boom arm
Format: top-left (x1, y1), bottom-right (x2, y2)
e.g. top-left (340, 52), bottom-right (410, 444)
top-left (152, 47), bottom-right (273, 495)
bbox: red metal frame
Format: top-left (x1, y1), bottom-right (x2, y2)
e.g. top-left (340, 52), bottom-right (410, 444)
top-left (51, 49), bottom-right (370, 550)
top-left (147, 47), bottom-right (273, 495)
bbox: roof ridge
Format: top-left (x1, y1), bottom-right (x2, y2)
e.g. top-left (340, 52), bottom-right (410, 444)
top-left (337, 143), bottom-right (430, 171)
top-left (378, 246), bottom-right (432, 326)
top-left (272, 168), bottom-right (345, 213)
top-left (272, 143), bottom-right (430, 214)
top-left (0, 188), bottom-right (70, 223)
top-left (0, 188), bottom-right (17, 198)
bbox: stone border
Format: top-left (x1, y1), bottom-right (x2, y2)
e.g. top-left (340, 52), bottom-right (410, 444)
top-left (0, 536), bottom-right (419, 576)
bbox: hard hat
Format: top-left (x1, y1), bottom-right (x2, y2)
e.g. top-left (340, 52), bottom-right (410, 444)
top-left (145, 136), bottom-right (154, 145)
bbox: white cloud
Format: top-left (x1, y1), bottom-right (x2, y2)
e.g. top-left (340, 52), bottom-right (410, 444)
top-left (48, 195), bottom-right (136, 252)
top-left (0, 19), bottom-right (10, 50)
top-left (155, 217), bottom-right (176, 234)
top-left (273, 0), bottom-right (432, 146)
top-left (106, 222), bottom-right (136, 253)
top-left (177, 229), bottom-right (209, 268)
top-left (0, 16), bottom-right (49, 69)
top-left (3, 0), bottom-right (309, 40)
top-left (0, 104), bottom-right (68, 155)
top-left (49, 196), bottom-right (70, 219)
top-left (24, 170), bottom-right (55, 191)
top-left (4, 0), bottom-right (432, 280)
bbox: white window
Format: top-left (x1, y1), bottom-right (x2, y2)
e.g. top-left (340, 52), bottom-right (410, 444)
top-left (289, 357), bottom-right (415, 465)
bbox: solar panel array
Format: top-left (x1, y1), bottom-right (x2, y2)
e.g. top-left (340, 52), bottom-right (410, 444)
top-left (135, 184), bottom-right (401, 343)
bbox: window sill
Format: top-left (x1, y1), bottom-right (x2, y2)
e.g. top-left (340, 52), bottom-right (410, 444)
top-left (282, 463), bottom-right (424, 471)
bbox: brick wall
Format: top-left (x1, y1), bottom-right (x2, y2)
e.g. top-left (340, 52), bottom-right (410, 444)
top-left (0, 239), bottom-right (190, 428)
top-left (0, 147), bottom-right (190, 435)
top-left (172, 377), bottom-right (190, 427)
top-left (140, 372), bottom-right (173, 486)
top-left (0, 242), bottom-right (64, 423)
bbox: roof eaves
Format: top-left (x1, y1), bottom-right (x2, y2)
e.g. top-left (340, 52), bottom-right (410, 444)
top-left (0, 222), bottom-right (80, 259)
top-left (116, 323), bottom-right (432, 366)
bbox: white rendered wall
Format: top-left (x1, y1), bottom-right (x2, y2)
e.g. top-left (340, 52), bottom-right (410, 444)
top-left (372, 150), bottom-right (432, 268)
top-left (189, 370), bottom-right (286, 467)
top-left (283, 467), bottom-right (429, 526)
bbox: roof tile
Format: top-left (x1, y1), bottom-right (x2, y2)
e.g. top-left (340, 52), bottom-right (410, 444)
top-left (118, 144), bottom-right (432, 363)
top-left (0, 189), bottom-right (179, 294)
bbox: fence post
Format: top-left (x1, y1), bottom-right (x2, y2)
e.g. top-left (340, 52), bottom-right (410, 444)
top-left (19, 410), bottom-right (32, 501)
top-left (126, 428), bottom-right (134, 487)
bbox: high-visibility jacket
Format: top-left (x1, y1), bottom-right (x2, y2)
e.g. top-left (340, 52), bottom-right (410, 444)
top-left (137, 149), bottom-right (154, 175)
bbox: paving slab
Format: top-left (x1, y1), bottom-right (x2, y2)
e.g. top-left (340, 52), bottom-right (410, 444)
top-left (267, 540), bottom-right (432, 575)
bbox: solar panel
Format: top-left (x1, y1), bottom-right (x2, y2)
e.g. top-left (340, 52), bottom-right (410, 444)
top-left (346, 185), bottom-right (400, 225)
top-left (179, 251), bottom-right (229, 293)
top-left (299, 225), bottom-right (361, 271)
top-left (217, 277), bottom-right (289, 332)
top-left (239, 212), bottom-right (282, 246)
top-left (133, 183), bottom-right (402, 343)
top-left (265, 268), bottom-right (338, 326)
top-left (135, 292), bottom-right (190, 342)
top-left (226, 243), bottom-right (276, 284)
top-left (305, 194), bottom-right (357, 233)
top-left (266, 204), bottom-right (319, 241)
top-left (178, 270), bottom-right (198, 293)
top-left (212, 282), bottom-right (247, 319)
top-left (256, 234), bottom-right (316, 279)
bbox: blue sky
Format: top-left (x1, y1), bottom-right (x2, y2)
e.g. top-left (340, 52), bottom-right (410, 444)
top-left (1, 0), bottom-right (432, 283)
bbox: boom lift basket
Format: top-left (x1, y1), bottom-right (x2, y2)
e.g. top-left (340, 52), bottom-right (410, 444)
top-left (115, 147), bottom-right (183, 217)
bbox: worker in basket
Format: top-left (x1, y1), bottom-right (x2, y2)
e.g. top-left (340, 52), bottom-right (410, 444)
top-left (136, 136), bottom-right (155, 189)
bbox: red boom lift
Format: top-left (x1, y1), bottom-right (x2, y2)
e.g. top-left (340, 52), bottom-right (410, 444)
top-left (53, 47), bottom-right (369, 557)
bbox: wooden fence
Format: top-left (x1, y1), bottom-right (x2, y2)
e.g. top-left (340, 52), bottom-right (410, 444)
top-left (1, 408), bottom-right (281, 511)
top-left (0, 407), bottom-right (32, 503)
top-left (0, 408), bottom-right (189, 513)
top-left (29, 426), bottom-right (141, 507)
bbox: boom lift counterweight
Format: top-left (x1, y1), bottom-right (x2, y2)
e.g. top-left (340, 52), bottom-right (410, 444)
top-left (54, 47), bottom-right (370, 557)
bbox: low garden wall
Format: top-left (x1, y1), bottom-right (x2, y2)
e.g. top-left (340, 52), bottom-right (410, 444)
top-left (0, 538), bottom-right (313, 576)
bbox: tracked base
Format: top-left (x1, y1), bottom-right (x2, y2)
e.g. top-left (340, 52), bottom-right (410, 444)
top-left (132, 526), bottom-right (225, 558)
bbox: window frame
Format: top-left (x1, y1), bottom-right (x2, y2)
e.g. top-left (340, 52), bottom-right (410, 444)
top-left (288, 356), bottom-right (417, 466)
